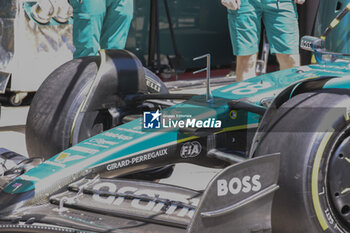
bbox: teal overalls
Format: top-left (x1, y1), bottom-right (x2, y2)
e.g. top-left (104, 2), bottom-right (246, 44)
top-left (69, 0), bottom-right (133, 58)
top-left (227, 0), bottom-right (299, 56)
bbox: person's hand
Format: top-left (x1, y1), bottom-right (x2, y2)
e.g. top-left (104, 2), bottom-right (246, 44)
top-left (295, 0), bottom-right (305, 4)
top-left (221, 0), bottom-right (241, 10)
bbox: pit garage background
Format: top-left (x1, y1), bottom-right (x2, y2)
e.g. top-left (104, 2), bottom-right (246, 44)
top-left (0, 0), bottom-right (349, 106)
top-left (0, 0), bottom-right (232, 104)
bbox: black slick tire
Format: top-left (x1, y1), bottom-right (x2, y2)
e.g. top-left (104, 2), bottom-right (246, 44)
top-left (254, 90), bottom-right (350, 233)
top-left (26, 57), bottom-right (168, 160)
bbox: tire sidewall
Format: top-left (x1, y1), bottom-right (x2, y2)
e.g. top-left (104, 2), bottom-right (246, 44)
top-left (26, 57), bottom-right (100, 158)
top-left (253, 91), bottom-right (350, 233)
top-left (26, 59), bottom-right (167, 159)
top-left (310, 122), bottom-right (350, 233)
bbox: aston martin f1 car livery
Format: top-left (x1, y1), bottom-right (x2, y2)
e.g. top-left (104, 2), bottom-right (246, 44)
top-left (1, 34), bottom-right (350, 233)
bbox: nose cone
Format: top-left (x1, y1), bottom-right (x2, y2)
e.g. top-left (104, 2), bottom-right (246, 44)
top-left (0, 180), bottom-right (36, 216)
top-left (0, 190), bottom-right (35, 216)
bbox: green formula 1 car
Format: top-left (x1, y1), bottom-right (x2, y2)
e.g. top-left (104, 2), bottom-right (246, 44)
top-left (0, 29), bottom-right (350, 233)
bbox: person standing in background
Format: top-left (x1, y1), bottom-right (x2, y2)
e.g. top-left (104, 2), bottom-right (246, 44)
top-left (221, 0), bottom-right (305, 81)
top-left (69, 0), bottom-right (133, 58)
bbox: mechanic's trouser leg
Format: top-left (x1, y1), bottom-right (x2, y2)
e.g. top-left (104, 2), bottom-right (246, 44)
top-left (70, 0), bottom-right (133, 58)
top-left (276, 53), bottom-right (300, 70)
top-left (235, 53), bottom-right (258, 82)
top-left (100, 0), bottom-right (133, 50)
top-left (70, 0), bottom-right (105, 58)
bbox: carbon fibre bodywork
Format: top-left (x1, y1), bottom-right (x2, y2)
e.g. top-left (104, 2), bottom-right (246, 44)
top-left (7, 62), bottom-right (350, 195)
top-left (2, 46), bottom-right (350, 232)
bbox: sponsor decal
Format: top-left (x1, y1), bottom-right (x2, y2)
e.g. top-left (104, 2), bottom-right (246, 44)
top-left (12, 182), bottom-right (22, 191)
top-left (70, 146), bottom-right (99, 154)
top-left (145, 76), bottom-right (161, 92)
top-left (324, 208), bottom-right (345, 232)
top-left (221, 81), bottom-right (272, 95)
top-left (116, 127), bottom-right (145, 135)
top-left (106, 148), bottom-right (168, 171)
top-left (102, 132), bottom-right (133, 141)
top-left (300, 38), bottom-right (312, 50)
top-left (230, 110), bottom-right (238, 120)
top-left (53, 152), bottom-right (85, 164)
top-left (133, 126), bottom-right (142, 130)
top-left (84, 143), bottom-right (110, 149)
top-left (297, 66), bottom-right (313, 72)
top-left (143, 110), bottom-right (162, 129)
top-left (106, 159), bottom-right (131, 171)
top-left (44, 160), bottom-right (66, 168)
top-left (217, 175), bottom-right (262, 196)
top-left (91, 138), bottom-right (117, 145)
top-left (180, 141), bottom-right (202, 158)
top-left (55, 152), bottom-right (70, 161)
top-left (91, 182), bottom-right (198, 218)
top-left (43, 152), bottom-right (85, 168)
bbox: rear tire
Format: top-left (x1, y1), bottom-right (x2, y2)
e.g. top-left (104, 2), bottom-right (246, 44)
top-left (254, 90), bottom-right (350, 233)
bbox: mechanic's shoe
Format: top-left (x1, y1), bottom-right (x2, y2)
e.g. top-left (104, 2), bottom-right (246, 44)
top-left (226, 70), bottom-right (236, 78)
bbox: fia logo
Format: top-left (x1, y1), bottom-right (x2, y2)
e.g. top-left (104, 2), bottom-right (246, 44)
top-left (180, 141), bottom-right (202, 158)
top-left (143, 110), bottom-right (162, 129)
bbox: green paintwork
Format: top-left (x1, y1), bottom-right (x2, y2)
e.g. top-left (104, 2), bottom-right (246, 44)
top-left (5, 58), bottom-right (350, 195)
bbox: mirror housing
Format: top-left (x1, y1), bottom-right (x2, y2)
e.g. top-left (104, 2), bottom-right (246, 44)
top-left (300, 36), bottom-right (325, 52)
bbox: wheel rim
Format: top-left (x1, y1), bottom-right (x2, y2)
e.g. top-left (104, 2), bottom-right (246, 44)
top-left (75, 109), bottom-right (115, 144)
top-left (327, 134), bottom-right (350, 230)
